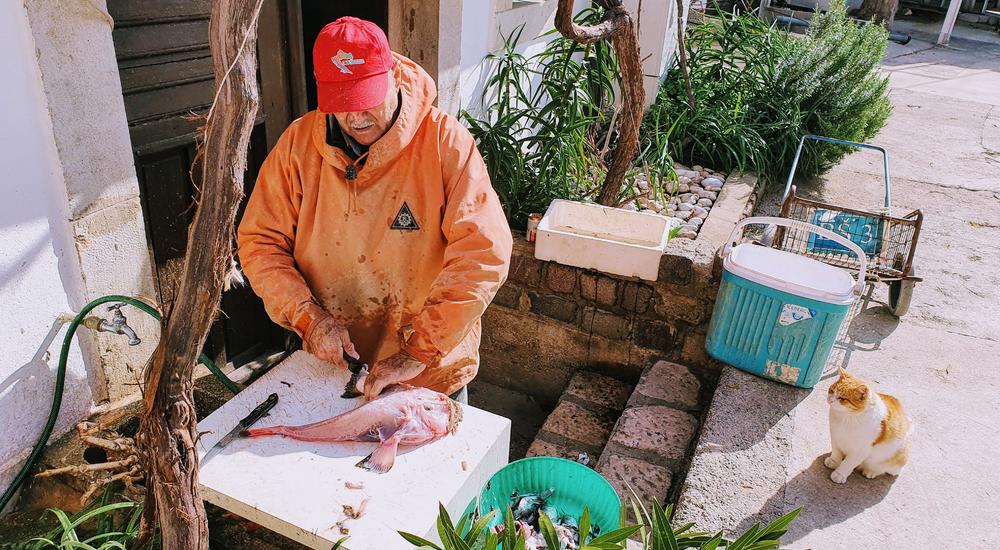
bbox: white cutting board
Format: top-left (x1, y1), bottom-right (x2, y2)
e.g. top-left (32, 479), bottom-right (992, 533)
top-left (197, 351), bottom-right (511, 549)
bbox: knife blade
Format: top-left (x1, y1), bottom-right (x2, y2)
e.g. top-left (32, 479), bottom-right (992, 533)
top-left (202, 392), bottom-right (279, 463)
top-left (341, 352), bottom-right (368, 399)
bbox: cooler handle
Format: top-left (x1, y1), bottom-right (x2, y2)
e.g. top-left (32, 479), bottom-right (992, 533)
top-left (723, 216), bottom-right (868, 296)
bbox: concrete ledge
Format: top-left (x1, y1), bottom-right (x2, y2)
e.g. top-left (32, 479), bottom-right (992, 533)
top-left (673, 366), bottom-right (808, 536)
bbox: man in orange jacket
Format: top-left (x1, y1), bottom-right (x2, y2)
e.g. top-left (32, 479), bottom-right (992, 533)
top-left (237, 17), bottom-right (512, 403)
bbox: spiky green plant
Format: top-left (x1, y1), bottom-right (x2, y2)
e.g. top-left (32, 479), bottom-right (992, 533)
top-left (397, 501), bottom-right (801, 549)
top-left (462, 7), bottom-right (639, 228)
top-left (646, 0), bottom-right (891, 183)
top-left (7, 494), bottom-right (144, 550)
top-left (773, 0), bottom-right (892, 177)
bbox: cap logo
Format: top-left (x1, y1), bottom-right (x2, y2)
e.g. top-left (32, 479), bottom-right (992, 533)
top-left (332, 50), bottom-right (366, 74)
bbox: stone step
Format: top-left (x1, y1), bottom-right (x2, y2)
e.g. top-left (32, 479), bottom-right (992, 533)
top-left (525, 370), bottom-right (634, 467)
top-left (596, 360), bottom-right (703, 509)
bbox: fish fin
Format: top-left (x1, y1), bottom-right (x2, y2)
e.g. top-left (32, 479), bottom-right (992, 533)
top-left (356, 437), bottom-right (399, 474)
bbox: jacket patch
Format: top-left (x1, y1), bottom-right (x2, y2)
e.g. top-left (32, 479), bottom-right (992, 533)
top-left (391, 202), bottom-right (420, 231)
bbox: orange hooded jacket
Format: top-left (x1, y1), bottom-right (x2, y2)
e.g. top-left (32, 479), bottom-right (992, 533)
top-left (237, 54), bottom-right (512, 395)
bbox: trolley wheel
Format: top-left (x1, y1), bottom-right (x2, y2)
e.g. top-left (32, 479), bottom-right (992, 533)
top-left (889, 263), bottom-right (916, 317)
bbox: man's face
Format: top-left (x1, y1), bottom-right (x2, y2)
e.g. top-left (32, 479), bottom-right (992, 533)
top-left (332, 71), bottom-right (399, 146)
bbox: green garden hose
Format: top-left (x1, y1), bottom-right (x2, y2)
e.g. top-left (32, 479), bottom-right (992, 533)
top-left (0, 295), bottom-right (241, 513)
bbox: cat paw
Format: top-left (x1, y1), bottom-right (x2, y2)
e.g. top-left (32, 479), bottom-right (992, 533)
top-left (824, 456), bottom-right (842, 469)
top-left (862, 469), bottom-right (882, 479)
top-left (830, 470), bottom-right (849, 484)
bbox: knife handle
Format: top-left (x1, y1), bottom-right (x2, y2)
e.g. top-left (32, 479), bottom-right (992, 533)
top-left (239, 393), bottom-right (279, 429)
top-left (344, 351), bottom-right (368, 374)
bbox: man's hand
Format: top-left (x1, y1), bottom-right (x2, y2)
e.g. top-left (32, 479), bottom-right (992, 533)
top-left (364, 351), bottom-right (427, 400)
top-left (303, 315), bottom-right (358, 369)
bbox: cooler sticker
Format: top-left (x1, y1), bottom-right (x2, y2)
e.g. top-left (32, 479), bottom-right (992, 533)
top-left (390, 202), bottom-right (420, 231)
top-left (764, 360), bottom-right (801, 385)
top-left (778, 304), bottom-right (816, 326)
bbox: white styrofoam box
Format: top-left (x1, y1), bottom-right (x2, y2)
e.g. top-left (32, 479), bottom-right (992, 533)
top-left (197, 351), bottom-right (510, 549)
top-left (534, 199), bottom-right (679, 281)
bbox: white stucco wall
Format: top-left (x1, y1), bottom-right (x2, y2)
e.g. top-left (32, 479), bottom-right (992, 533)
top-left (22, 0), bottom-right (160, 404)
top-left (0, 0), bottom-right (93, 510)
top-left (455, 0), bottom-right (689, 117)
top-left (1, 0), bottom-right (163, 512)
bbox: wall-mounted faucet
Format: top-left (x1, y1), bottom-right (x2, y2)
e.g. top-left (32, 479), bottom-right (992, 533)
top-left (96, 304), bottom-right (141, 346)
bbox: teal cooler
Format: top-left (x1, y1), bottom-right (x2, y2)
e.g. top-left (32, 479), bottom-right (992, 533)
top-left (706, 217), bottom-right (866, 388)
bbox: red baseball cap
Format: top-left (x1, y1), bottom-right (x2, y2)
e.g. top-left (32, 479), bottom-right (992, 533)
top-left (313, 17), bottom-right (394, 113)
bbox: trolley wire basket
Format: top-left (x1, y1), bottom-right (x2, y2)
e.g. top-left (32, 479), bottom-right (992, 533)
top-left (769, 135), bottom-right (923, 316)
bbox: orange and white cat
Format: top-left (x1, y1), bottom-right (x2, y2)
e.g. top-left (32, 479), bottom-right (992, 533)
top-left (825, 368), bottom-right (912, 484)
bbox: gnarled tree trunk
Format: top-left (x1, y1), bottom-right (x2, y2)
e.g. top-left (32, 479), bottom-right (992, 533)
top-left (554, 0), bottom-right (646, 206)
top-left (134, 0), bottom-right (262, 547)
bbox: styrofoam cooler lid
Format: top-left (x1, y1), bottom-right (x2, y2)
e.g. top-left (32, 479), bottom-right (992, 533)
top-left (724, 244), bottom-right (857, 305)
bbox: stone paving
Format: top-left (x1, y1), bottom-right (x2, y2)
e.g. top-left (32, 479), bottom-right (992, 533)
top-left (527, 360), bottom-right (705, 509)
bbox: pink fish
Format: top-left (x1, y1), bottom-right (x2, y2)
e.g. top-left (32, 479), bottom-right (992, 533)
top-left (243, 385), bottom-right (462, 473)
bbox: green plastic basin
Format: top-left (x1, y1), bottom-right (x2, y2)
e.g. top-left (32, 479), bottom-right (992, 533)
top-left (468, 457), bottom-right (621, 536)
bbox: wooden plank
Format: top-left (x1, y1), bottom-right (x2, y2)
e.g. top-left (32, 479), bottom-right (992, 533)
top-left (128, 117), bottom-right (202, 155)
top-left (116, 47), bottom-right (212, 71)
top-left (197, 351), bottom-right (511, 549)
top-left (119, 55), bottom-right (214, 94)
top-left (284, 0), bottom-right (309, 118)
top-left (112, 19), bottom-right (210, 61)
top-left (123, 78), bottom-right (215, 123)
top-left (107, 0), bottom-right (211, 25)
top-left (258, 0), bottom-right (294, 150)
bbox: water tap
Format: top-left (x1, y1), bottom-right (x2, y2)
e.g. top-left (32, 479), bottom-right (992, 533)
top-left (98, 304), bottom-right (141, 346)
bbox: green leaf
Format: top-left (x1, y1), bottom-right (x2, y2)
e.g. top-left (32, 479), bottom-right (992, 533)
top-left (331, 536), bottom-right (350, 549)
top-left (536, 511), bottom-right (560, 550)
top-left (727, 523), bottom-right (761, 550)
top-left (587, 525), bottom-right (641, 545)
top-left (757, 507), bottom-right (801, 540)
top-left (49, 509), bottom-right (79, 545)
top-left (399, 531), bottom-right (442, 550)
top-left (82, 532), bottom-right (129, 545)
top-left (579, 507), bottom-right (592, 545)
top-left (463, 510), bottom-right (497, 546)
top-left (68, 502), bottom-right (138, 532)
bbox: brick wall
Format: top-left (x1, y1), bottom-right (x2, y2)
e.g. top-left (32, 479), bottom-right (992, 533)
top-left (478, 174), bottom-right (758, 405)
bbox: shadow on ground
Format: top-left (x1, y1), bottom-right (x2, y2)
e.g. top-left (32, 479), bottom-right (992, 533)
top-left (741, 455), bottom-right (897, 543)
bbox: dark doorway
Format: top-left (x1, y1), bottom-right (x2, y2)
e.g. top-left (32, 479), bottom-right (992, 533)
top-left (109, 0), bottom-right (301, 369)
top-left (299, 1), bottom-right (389, 111)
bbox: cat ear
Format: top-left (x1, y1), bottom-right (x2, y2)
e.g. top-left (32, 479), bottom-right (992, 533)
top-left (837, 367), bottom-right (849, 378)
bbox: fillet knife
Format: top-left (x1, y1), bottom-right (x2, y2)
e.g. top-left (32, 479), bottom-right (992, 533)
top-left (202, 392), bottom-right (279, 463)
